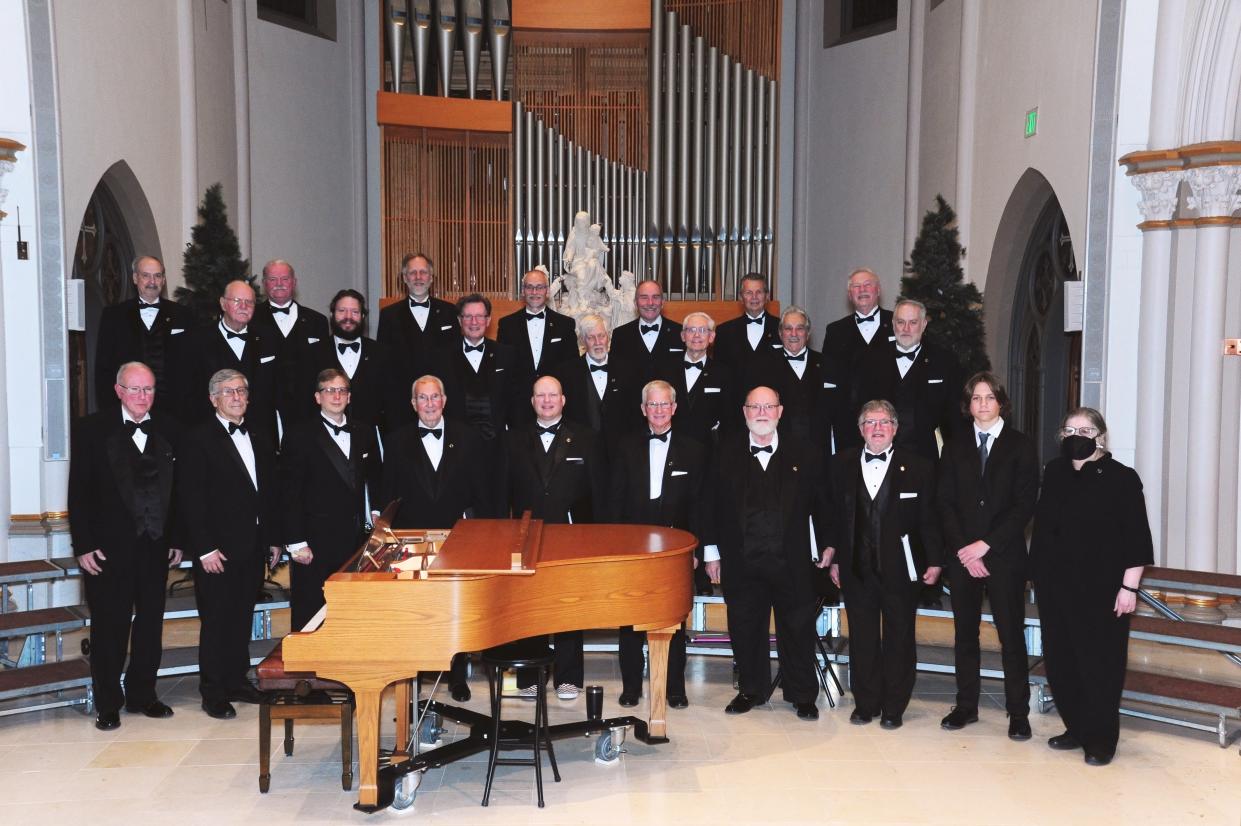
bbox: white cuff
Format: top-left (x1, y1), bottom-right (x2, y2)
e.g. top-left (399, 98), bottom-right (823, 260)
top-left (199, 549), bottom-right (221, 562)
top-left (703, 544), bottom-right (720, 562)
top-left (285, 541), bottom-right (309, 552)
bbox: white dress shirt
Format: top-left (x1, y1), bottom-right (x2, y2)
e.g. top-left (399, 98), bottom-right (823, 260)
top-left (684, 356), bottom-right (705, 391)
top-left (138, 301), bottom-right (160, 331)
top-left (703, 431), bottom-right (781, 564)
top-left (640, 321), bottom-right (660, 352)
top-left (587, 356), bottom-right (608, 398)
top-left (409, 299), bottom-right (430, 330)
top-left (420, 419), bottom-right (445, 469)
top-left (783, 348), bottom-right (808, 380)
top-left (895, 344), bottom-right (921, 379)
top-left (855, 309), bottom-right (880, 344)
top-left (537, 417), bottom-right (562, 452)
top-left (334, 336), bottom-right (362, 378)
top-left (323, 414), bottom-right (351, 457)
top-left (525, 312), bottom-right (545, 368)
top-left (220, 321), bottom-right (248, 360)
top-left (463, 339), bottom-right (485, 373)
top-left (269, 301), bottom-right (299, 337)
top-left (648, 431), bottom-right (671, 499)
top-left (975, 417), bottom-right (1005, 447)
top-left (860, 444), bottom-right (894, 499)
top-left (122, 409), bottom-right (151, 452)
top-left (745, 314), bottom-right (765, 350)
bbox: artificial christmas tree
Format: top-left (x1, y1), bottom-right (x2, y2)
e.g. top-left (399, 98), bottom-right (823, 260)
top-left (174, 183), bottom-right (252, 320)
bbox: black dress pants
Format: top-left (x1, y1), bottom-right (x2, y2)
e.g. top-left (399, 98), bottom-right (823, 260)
top-left (840, 568), bottom-right (920, 717)
top-left (516, 631), bottom-right (584, 689)
top-left (193, 546), bottom-right (265, 704)
top-left (946, 559), bottom-right (1030, 716)
top-left (618, 626), bottom-right (687, 697)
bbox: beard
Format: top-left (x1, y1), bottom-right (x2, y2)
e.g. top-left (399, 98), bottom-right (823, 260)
top-left (332, 320), bottom-right (361, 341)
top-left (747, 420), bottom-right (777, 438)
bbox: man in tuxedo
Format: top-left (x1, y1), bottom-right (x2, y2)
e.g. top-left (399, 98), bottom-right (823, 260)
top-left (94, 255), bottom-right (193, 413)
top-left (178, 369), bottom-right (281, 719)
top-left (507, 375), bottom-right (608, 700)
top-left (432, 294), bottom-right (519, 444)
top-left (553, 313), bottom-right (641, 461)
top-left (712, 272), bottom-right (781, 369)
top-left (69, 361), bottom-right (182, 730)
top-left (819, 399), bottom-right (944, 729)
top-left (655, 312), bottom-right (737, 448)
top-left (280, 368), bottom-right (381, 631)
top-left (249, 259), bottom-right (329, 429)
top-left (606, 380), bottom-right (704, 709)
top-left (822, 268), bottom-right (895, 448)
top-left (609, 279), bottom-right (684, 379)
top-left (305, 289), bottom-right (398, 436)
top-left (381, 374), bottom-right (495, 700)
top-left (376, 252), bottom-right (459, 429)
top-left (702, 386), bottom-right (830, 721)
top-left (497, 268), bottom-right (578, 422)
top-left (937, 372), bottom-right (1038, 740)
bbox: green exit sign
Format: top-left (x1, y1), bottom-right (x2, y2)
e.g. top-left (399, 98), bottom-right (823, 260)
top-left (1025, 107), bottom-right (1039, 138)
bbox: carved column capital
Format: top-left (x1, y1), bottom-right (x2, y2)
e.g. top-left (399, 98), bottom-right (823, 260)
top-left (1130, 169), bottom-right (1183, 223)
top-left (1185, 164), bottom-right (1241, 219)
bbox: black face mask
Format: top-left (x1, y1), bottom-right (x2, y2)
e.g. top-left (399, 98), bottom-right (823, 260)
top-left (1060, 434), bottom-right (1098, 461)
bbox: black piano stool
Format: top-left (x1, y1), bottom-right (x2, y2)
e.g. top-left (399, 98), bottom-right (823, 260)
top-left (480, 638), bottom-right (562, 807)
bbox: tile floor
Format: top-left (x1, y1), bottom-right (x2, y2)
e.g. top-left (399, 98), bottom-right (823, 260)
top-left (1, 653), bottom-right (1239, 825)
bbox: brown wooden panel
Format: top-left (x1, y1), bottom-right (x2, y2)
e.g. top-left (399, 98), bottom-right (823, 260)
top-left (667, 0), bottom-right (782, 79)
top-left (514, 0), bottom-right (651, 31)
top-left (377, 92), bottom-right (514, 132)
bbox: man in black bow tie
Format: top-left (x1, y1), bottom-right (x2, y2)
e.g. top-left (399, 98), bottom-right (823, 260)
top-left (69, 361), bottom-right (183, 730)
top-left (819, 399), bottom-right (943, 729)
top-left (609, 279), bottom-right (685, 380)
top-left (497, 268), bottom-right (578, 423)
top-left (552, 313), bottom-right (641, 463)
top-left (178, 369), bottom-right (281, 719)
top-left (304, 289), bottom-right (398, 436)
top-left (713, 272), bottom-right (782, 369)
top-left (249, 259), bottom-right (329, 428)
top-left (430, 294), bottom-right (519, 445)
top-left (702, 386), bottom-right (830, 721)
top-left (94, 255), bottom-right (195, 414)
top-left (821, 268), bottom-right (895, 447)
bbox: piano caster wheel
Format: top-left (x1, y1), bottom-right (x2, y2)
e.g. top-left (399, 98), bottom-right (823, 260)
top-left (594, 727), bottom-right (626, 764)
top-left (418, 711), bottom-right (443, 746)
top-left (390, 770), bottom-right (422, 812)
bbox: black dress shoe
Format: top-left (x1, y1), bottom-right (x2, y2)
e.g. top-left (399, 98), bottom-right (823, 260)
top-left (668, 694), bottom-right (689, 709)
top-left (880, 714), bottom-right (903, 730)
top-left (95, 711), bottom-right (121, 731)
top-left (1008, 716), bottom-right (1032, 741)
top-left (227, 684), bottom-right (266, 704)
top-left (1084, 750), bottom-right (1113, 766)
top-left (941, 706), bottom-right (979, 730)
top-left (450, 682), bottom-right (471, 703)
top-left (618, 691), bottom-right (640, 708)
top-left (849, 709), bottom-right (873, 725)
top-left (202, 700), bottom-right (236, 719)
top-left (795, 702), bottom-right (819, 720)
top-left (1047, 731), bottom-right (1081, 750)
top-left (126, 700), bottom-right (174, 719)
top-left (724, 692), bottom-right (761, 715)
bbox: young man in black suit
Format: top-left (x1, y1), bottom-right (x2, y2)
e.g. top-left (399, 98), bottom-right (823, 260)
top-left (820, 399), bottom-right (944, 729)
top-left (712, 272), bottom-right (781, 369)
top-left (937, 373), bottom-right (1039, 740)
top-left (497, 268), bottom-right (578, 422)
top-left (68, 361), bottom-right (182, 730)
top-left (178, 369), bottom-right (281, 719)
top-left (93, 255), bottom-right (194, 414)
top-left (552, 313), bottom-right (641, 462)
top-left (249, 259), bottom-right (329, 429)
top-left (606, 380), bottom-right (705, 709)
top-left (279, 368), bottom-right (382, 631)
top-left (507, 375), bottom-right (608, 700)
top-left (608, 279), bottom-right (684, 379)
top-left (702, 386), bottom-right (831, 721)
top-left (431, 294), bottom-right (519, 444)
top-left (376, 252), bottom-right (459, 428)
top-left (304, 289), bottom-right (399, 436)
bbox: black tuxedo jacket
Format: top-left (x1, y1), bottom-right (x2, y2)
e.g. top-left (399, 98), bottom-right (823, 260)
top-left (821, 308), bottom-right (895, 366)
top-left (431, 338), bottom-right (519, 440)
top-left (381, 419), bottom-right (497, 529)
top-left (605, 431), bottom-right (707, 556)
top-left (496, 306), bottom-right (579, 395)
top-left (250, 301), bottom-right (330, 426)
top-left (825, 446), bottom-right (944, 578)
top-left (847, 340), bottom-right (965, 459)
top-left (377, 296), bottom-right (459, 419)
top-left (94, 297), bottom-right (195, 412)
top-left (506, 419), bottom-right (606, 524)
top-left (553, 354), bottom-right (643, 455)
top-left (654, 353), bottom-right (739, 446)
top-left (742, 346), bottom-right (845, 456)
top-left (304, 336), bottom-right (400, 434)
top-left (609, 316), bottom-right (685, 379)
top-left (68, 411), bottom-right (181, 557)
top-left (176, 417), bottom-right (281, 559)
top-left (937, 425), bottom-right (1038, 575)
top-left (176, 321), bottom-right (282, 442)
top-left (712, 312), bottom-right (782, 369)
top-left (703, 431), bottom-right (831, 572)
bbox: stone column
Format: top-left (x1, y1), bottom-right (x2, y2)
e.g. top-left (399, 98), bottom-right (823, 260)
top-left (0, 140), bottom-right (19, 563)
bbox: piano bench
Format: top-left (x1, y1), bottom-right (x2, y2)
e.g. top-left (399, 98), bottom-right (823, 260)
top-left (256, 642), bottom-right (354, 794)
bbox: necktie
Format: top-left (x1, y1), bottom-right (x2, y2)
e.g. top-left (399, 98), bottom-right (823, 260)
top-left (418, 426), bottom-right (442, 440)
top-left (855, 313), bottom-right (876, 325)
top-left (526, 311), bottom-right (545, 321)
top-left (338, 341), bottom-right (360, 354)
top-left (641, 324), bottom-right (659, 334)
top-left (323, 418), bottom-right (350, 436)
top-left (226, 330), bottom-right (248, 341)
top-left (649, 431), bottom-right (669, 442)
top-left (684, 361), bottom-right (703, 370)
top-left (125, 420), bottom-right (152, 435)
top-left (409, 298), bottom-right (429, 309)
top-left (589, 363), bottom-right (608, 373)
top-left (464, 342), bottom-right (484, 353)
top-left (228, 421), bottom-right (247, 436)
top-left (537, 423), bottom-right (560, 436)
top-left (865, 451), bottom-right (887, 462)
top-left (750, 444), bottom-right (773, 455)
top-left (897, 349), bottom-right (918, 361)
top-left (978, 431), bottom-right (990, 475)
top-left (747, 316), bottom-right (764, 325)
top-left (271, 305), bottom-right (291, 315)
top-left (785, 351), bottom-right (806, 362)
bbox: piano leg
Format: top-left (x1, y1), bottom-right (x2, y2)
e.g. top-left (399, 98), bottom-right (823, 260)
top-left (645, 625), bottom-right (678, 740)
top-left (353, 686), bottom-right (386, 811)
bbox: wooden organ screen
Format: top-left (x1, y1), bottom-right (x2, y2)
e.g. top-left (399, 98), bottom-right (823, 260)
top-left (666, 0), bottom-right (781, 79)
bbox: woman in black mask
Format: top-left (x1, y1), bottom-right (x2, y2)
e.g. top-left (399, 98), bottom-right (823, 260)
top-left (1030, 407), bottom-right (1153, 766)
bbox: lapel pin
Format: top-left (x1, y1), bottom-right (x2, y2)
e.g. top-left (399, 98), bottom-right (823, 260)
top-left (793, 466), bottom-right (798, 472)
top-left (448, 443), bottom-right (454, 449)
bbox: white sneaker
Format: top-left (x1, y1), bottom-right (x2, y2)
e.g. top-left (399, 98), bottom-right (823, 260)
top-left (514, 685), bottom-right (539, 700)
top-left (556, 683), bottom-right (580, 701)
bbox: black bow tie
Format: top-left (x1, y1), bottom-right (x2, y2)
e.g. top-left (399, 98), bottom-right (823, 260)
top-left (684, 361), bottom-right (703, 370)
top-left (537, 423), bottom-right (560, 436)
top-left (124, 420), bottom-right (152, 435)
top-left (139, 301), bottom-right (160, 311)
top-left (649, 431), bottom-right (669, 442)
top-left (526, 311), bottom-right (545, 321)
top-left (409, 298), bottom-right (429, 308)
top-left (641, 324), bottom-right (659, 334)
top-left (463, 342), bottom-right (484, 353)
top-left (589, 363), bottom-right (608, 373)
top-left (322, 418), bottom-right (350, 436)
top-left (747, 315), bottom-right (765, 325)
top-left (270, 305), bottom-right (291, 315)
top-left (897, 349), bottom-right (918, 361)
top-left (226, 330), bottom-right (248, 341)
top-left (337, 341), bottom-right (360, 354)
top-left (227, 421), bottom-right (247, 436)
top-left (865, 451), bottom-right (887, 462)
top-left (750, 444), bottom-right (773, 455)
top-left (785, 351), bottom-right (806, 361)
top-left (855, 313), bottom-right (877, 325)
top-left (418, 426), bottom-right (442, 440)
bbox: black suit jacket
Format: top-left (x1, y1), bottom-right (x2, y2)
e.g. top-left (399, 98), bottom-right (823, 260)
top-left (825, 446), bottom-right (944, 578)
top-left (821, 309), bottom-right (895, 366)
top-left (654, 353), bottom-right (739, 447)
top-left (176, 321), bottom-right (282, 442)
top-left (94, 298), bottom-right (195, 412)
top-left (381, 419), bottom-right (496, 529)
top-left (609, 316), bottom-right (685, 380)
top-left (496, 307), bottom-right (579, 398)
top-left (848, 340), bottom-right (965, 459)
top-left (742, 347), bottom-right (845, 456)
top-left (431, 338), bottom-right (519, 440)
top-left (553, 355), bottom-right (643, 458)
top-left (250, 301), bottom-right (330, 427)
top-left (68, 411), bottom-right (181, 557)
top-left (937, 425), bottom-right (1038, 575)
top-left (506, 419), bottom-right (607, 524)
top-left (712, 312), bottom-right (782, 369)
top-left (176, 417), bottom-right (281, 559)
top-left (377, 296), bottom-right (459, 427)
top-left (304, 337), bottom-right (400, 434)
top-left (605, 431), bottom-right (707, 558)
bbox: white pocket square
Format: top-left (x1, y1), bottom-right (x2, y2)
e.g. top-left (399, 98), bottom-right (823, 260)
top-left (566, 457), bottom-right (584, 463)
top-left (669, 347), bottom-right (684, 352)
top-left (171, 328), bottom-right (185, 335)
top-left (704, 387), bottom-right (721, 394)
top-left (823, 382), bottom-right (837, 389)
top-left (550, 337), bottom-right (562, 343)
top-left (671, 470), bottom-right (688, 477)
top-left (260, 355), bottom-right (276, 364)
top-left (362, 453), bottom-right (369, 458)
top-left (927, 378), bottom-right (943, 384)
top-left (440, 324), bottom-right (454, 331)
top-left (888, 335), bottom-right (896, 342)
top-left (307, 337), bottom-right (320, 344)
top-left (899, 492), bottom-right (918, 499)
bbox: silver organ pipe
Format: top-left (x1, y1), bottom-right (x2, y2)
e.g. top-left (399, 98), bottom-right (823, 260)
top-left (486, 0), bottom-right (510, 100)
top-left (434, 0), bottom-right (457, 97)
top-left (461, 0), bottom-right (483, 99)
top-left (411, 1), bottom-right (432, 95)
top-left (386, 0), bottom-right (408, 93)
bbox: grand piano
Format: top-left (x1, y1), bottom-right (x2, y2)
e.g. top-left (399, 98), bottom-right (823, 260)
top-left (281, 509), bottom-right (696, 812)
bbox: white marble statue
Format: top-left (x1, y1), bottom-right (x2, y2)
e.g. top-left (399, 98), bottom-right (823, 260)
top-left (549, 208), bottom-right (630, 332)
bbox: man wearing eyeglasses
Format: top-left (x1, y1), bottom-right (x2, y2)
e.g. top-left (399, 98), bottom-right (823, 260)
top-left (178, 369), bottom-right (281, 719)
top-left (304, 289), bottom-right (398, 436)
top-left (552, 313), bottom-right (642, 464)
top-left (430, 294), bottom-right (519, 446)
top-left (497, 268), bottom-right (578, 423)
top-left (702, 386), bottom-right (831, 720)
top-left (655, 311), bottom-right (738, 450)
top-left (68, 361), bottom-right (183, 731)
top-left (818, 399), bottom-right (943, 730)
top-left (279, 368), bottom-right (382, 631)
top-left (249, 259), bottom-right (329, 428)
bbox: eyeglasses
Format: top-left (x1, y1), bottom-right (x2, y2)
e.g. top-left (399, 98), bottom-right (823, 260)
top-left (224, 298), bottom-right (255, 308)
top-left (118, 384), bottom-right (155, 396)
top-left (645, 401), bottom-right (674, 411)
top-left (1061, 426), bottom-right (1099, 438)
top-left (460, 314), bottom-right (488, 322)
top-left (522, 283), bottom-right (548, 291)
top-left (318, 387), bottom-right (350, 396)
top-left (862, 418), bottom-right (896, 428)
top-left (214, 387), bottom-right (250, 399)
top-left (744, 403), bottom-right (780, 414)
top-left (683, 326), bottom-right (711, 335)
top-left (415, 393), bottom-right (444, 404)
